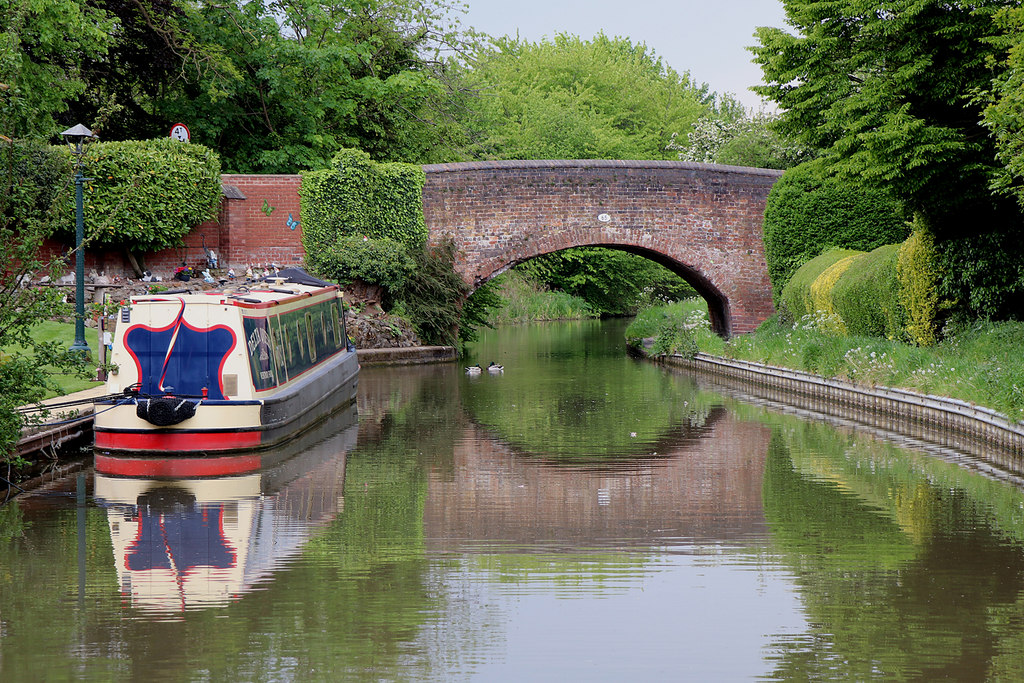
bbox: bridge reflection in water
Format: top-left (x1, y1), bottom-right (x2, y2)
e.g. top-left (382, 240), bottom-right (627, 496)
top-left (92, 405), bottom-right (358, 615)
top-left (423, 411), bottom-right (773, 551)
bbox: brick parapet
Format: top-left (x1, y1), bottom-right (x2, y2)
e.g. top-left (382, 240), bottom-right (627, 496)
top-left (422, 160), bottom-right (779, 336)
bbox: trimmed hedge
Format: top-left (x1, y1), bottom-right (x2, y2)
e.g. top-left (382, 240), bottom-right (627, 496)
top-left (832, 244), bottom-right (904, 339)
top-left (300, 148), bottom-right (426, 278)
top-left (782, 248), bottom-right (863, 322)
top-left (783, 234), bottom-right (944, 346)
top-left (763, 160), bottom-right (909, 300)
top-left (67, 138), bottom-right (221, 252)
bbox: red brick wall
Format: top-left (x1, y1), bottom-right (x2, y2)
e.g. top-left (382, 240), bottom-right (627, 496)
top-left (421, 160), bottom-right (781, 335)
top-left (39, 173), bottom-right (307, 279)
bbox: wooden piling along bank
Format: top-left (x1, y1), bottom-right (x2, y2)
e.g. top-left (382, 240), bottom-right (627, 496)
top-left (658, 353), bottom-right (1024, 471)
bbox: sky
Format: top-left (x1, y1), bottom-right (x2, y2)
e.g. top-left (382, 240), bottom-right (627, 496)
top-left (460, 0), bottom-right (789, 111)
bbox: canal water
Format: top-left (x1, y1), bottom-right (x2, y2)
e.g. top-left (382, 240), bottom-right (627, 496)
top-left (4, 320), bottom-right (1024, 680)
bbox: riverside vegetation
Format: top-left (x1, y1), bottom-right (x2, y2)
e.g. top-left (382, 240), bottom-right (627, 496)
top-left (626, 300), bottom-right (1024, 424)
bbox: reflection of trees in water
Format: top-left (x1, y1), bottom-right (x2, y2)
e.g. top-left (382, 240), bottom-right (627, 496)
top-left (762, 425), bottom-right (1024, 680)
top-left (466, 403), bottom-right (727, 470)
top-left (463, 366), bottom-right (723, 462)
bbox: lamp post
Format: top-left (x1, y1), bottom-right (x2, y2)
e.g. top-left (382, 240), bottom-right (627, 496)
top-left (60, 124), bottom-right (94, 355)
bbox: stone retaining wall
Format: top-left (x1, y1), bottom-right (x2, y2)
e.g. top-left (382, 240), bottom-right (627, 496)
top-left (356, 346), bottom-right (456, 365)
top-left (657, 352), bottom-right (1024, 469)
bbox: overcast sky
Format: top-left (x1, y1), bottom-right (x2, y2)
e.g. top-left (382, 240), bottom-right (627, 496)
top-left (461, 0), bottom-right (789, 110)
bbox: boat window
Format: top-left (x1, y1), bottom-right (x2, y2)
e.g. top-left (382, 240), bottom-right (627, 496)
top-left (305, 313), bottom-right (317, 363)
top-left (331, 303), bottom-right (342, 348)
top-left (271, 317), bottom-right (288, 383)
top-left (297, 321), bottom-right (306, 360)
top-left (283, 318), bottom-right (294, 366)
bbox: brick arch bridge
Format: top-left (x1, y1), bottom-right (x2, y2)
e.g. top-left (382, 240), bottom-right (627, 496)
top-left (421, 160), bottom-right (782, 336)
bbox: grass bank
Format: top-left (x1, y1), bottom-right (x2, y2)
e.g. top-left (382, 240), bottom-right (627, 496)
top-left (483, 270), bottom-right (598, 325)
top-left (6, 322), bottom-right (103, 400)
top-left (626, 300), bottom-right (1024, 423)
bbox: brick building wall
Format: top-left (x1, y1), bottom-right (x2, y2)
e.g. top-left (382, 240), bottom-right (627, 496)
top-left (39, 174), bottom-right (306, 279)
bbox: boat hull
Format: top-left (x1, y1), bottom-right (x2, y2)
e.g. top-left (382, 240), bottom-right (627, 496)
top-left (95, 350), bottom-right (359, 455)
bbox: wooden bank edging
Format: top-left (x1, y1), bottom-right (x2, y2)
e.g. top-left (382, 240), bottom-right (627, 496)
top-left (657, 352), bottom-right (1024, 459)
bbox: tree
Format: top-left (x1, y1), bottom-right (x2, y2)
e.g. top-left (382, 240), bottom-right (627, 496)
top-left (751, 0), bottom-right (1024, 320)
top-left (152, 0), bottom-right (474, 172)
top-left (670, 108), bottom-right (813, 170)
top-left (62, 0), bottom-right (193, 141)
top-left (0, 141), bottom-right (92, 460)
top-left (0, 3), bottom-right (101, 459)
top-left (983, 6), bottom-right (1024, 208)
top-left (751, 1), bottom-right (1008, 219)
top-left (0, 0), bottom-right (115, 137)
top-left (462, 33), bottom-right (713, 161)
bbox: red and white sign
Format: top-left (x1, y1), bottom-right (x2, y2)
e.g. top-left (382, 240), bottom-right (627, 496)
top-left (169, 123), bottom-right (191, 142)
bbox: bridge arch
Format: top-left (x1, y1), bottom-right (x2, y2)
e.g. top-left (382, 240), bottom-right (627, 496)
top-left (422, 160), bottom-right (782, 336)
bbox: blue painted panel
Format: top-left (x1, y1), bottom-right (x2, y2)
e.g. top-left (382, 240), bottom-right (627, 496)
top-left (124, 305), bottom-right (237, 399)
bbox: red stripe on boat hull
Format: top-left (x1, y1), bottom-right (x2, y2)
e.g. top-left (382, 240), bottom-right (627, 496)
top-left (95, 430), bottom-right (262, 453)
top-left (95, 453), bottom-right (262, 477)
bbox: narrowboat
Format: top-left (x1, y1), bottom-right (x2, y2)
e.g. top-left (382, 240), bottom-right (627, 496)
top-left (94, 269), bottom-right (359, 454)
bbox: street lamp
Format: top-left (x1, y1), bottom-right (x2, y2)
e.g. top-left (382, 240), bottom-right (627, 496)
top-left (60, 123), bottom-right (95, 355)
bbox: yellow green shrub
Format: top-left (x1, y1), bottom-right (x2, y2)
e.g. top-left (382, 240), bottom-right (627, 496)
top-left (897, 227), bottom-right (941, 347)
top-left (809, 253), bottom-right (863, 334)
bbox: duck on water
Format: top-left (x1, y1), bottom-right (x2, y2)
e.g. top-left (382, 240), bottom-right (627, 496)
top-left (93, 268), bottom-right (359, 455)
top-left (466, 363), bottom-right (503, 375)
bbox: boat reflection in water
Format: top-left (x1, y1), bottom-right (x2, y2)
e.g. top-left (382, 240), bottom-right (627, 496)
top-left (93, 404), bottom-right (357, 616)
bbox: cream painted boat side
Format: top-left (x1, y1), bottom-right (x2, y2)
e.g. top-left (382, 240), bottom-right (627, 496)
top-left (94, 401), bottom-right (263, 432)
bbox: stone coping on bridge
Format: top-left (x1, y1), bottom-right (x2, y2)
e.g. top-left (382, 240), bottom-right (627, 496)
top-left (655, 351), bottom-right (1024, 466)
top-left (422, 159), bottom-right (785, 177)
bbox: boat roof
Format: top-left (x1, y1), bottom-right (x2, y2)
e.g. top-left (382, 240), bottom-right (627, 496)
top-left (129, 277), bottom-right (340, 310)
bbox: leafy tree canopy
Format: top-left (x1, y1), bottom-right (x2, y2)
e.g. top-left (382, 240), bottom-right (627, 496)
top-left (669, 108), bottom-right (814, 170)
top-left (752, 0), bottom-right (1024, 320)
top-left (0, 0), bottom-right (115, 137)
top-left (750, 0), bottom-right (1015, 228)
top-left (983, 6), bottom-right (1024, 208)
top-left (153, 0), bottom-right (475, 172)
top-left (462, 32), bottom-right (714, 160)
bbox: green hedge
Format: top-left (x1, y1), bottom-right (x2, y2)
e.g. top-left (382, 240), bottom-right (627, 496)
top-left (783, 235), bottom-right (944, 346)
top-left (832, 244), bottom-right (904, 340)
top-left (763, 160), bottom-right (909, 300)
top-left (314, 235), bottom-right (415, 295)
top-left (66, 138), bottom-right (221, 252)
top-left (782, 248), bottom-right (864, 323)
top-left (300, 148), bottom-right (426, 278)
